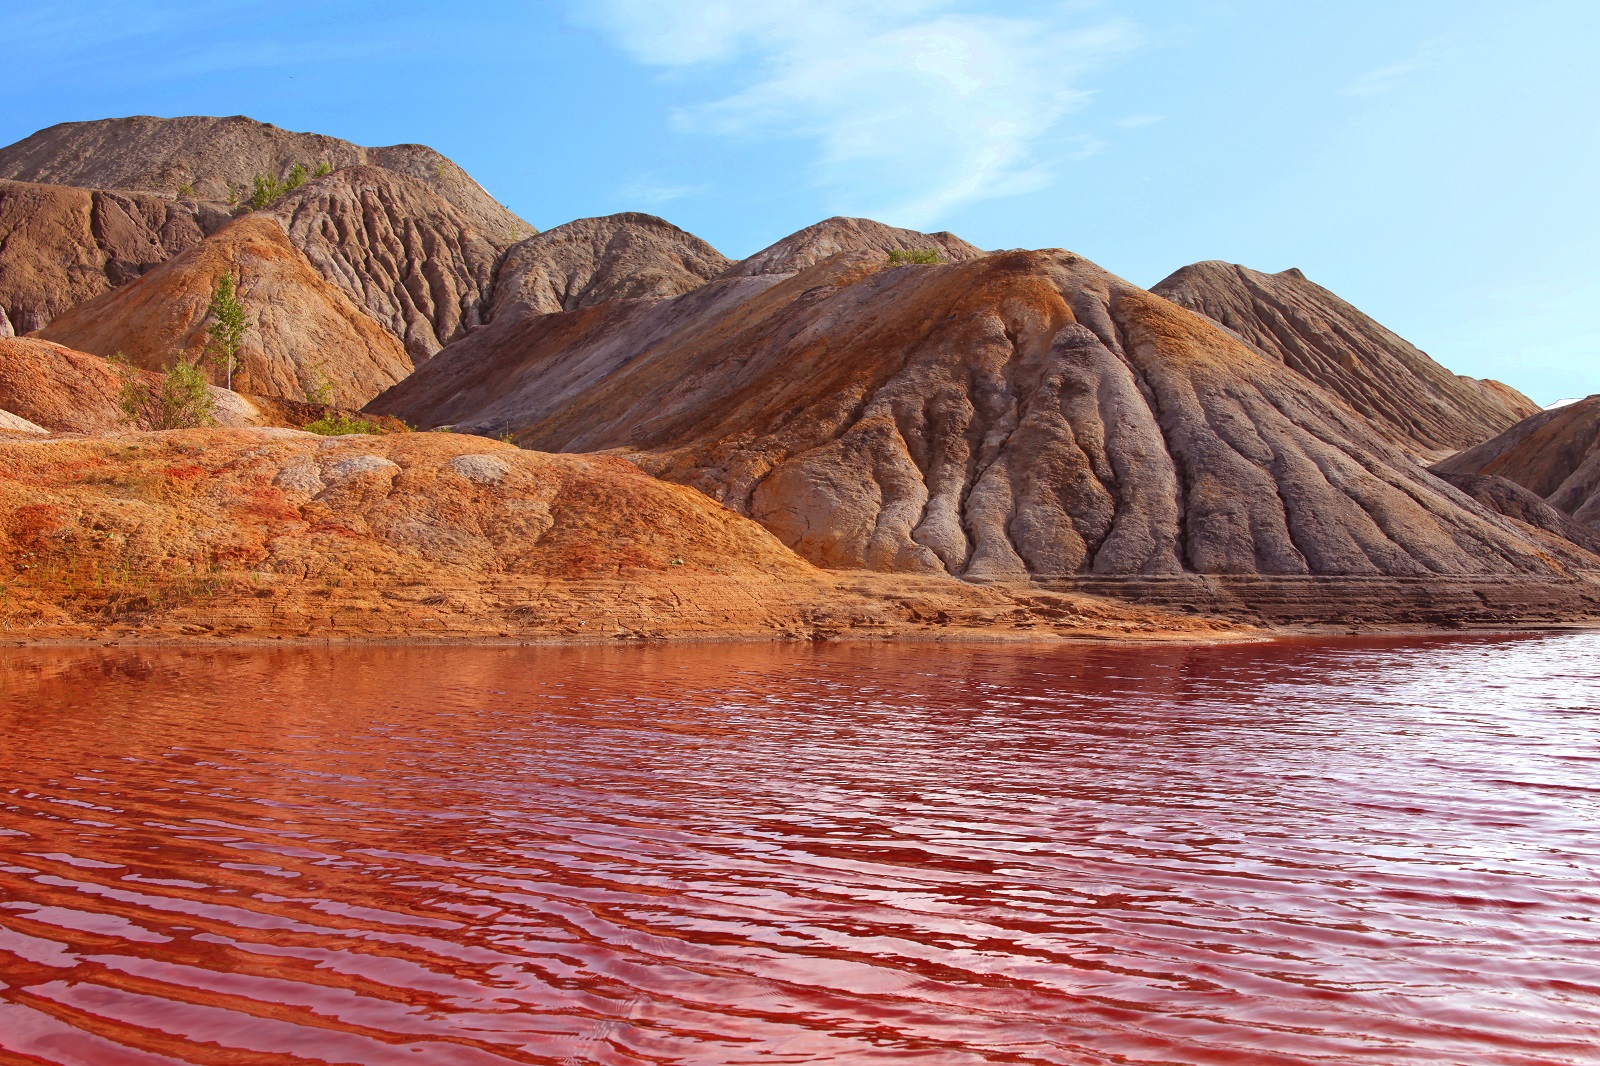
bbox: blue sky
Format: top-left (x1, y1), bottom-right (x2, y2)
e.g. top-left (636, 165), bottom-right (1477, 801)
top-left (4, 0), bottom-right (1597, 404)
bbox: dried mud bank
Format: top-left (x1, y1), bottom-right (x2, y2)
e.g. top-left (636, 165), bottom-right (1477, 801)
top-left (0, 428), bottom-right (1239, 645)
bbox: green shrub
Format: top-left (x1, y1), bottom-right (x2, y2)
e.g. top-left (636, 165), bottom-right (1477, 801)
top-left (284, 163), bottom-right (308, 192)
top-left (300, 362), bottom-right (336, 406)
top-left (248, 172), bottom-right (285, 210)
top-left (177, 182), bottom-right (195, 197)
top-left (115, 356), bottom-right (217, 430)
top-left (304, 414), bottom-right (381, 436)
top-left (313, 161), bottom-right (331, 178)
top-left (886, 248), bottom-right (943, 266)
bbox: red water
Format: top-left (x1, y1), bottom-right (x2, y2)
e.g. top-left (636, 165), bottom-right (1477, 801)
top-left (0, 637), bottom-right (1597, 1065)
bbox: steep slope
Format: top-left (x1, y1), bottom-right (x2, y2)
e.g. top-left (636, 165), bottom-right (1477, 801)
top-left (1151, 261), bottom-right (1537, 455)
top-left (0, 337), bottom-right (331, 432)
top-left (0, 115), bottom-right (533, 245)
top-left (371, 245), bottom-right (1600, 624)
top-left (0, 179), bottom-right (229, 335)
top-left (38, 217), bottom-right (413, 406)
top-left (490, 213), bottom-right (731, 321)
top-left (1434, 397), bottom-right (1600, 528)
top-left (0, 427), bottom-right (1212, 642)
top-left (269, 166), bottom-right (501, 360)
top-left (723, 216), bottom-right (986, 277)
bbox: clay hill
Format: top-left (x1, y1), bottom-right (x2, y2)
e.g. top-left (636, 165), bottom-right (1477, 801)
top-left (1, 114), bottom-right (1596, 640)
top-left (1151, 261), bottom-right (1537, 456)
top-left (371, 223), bottom-right (1600, 626)
top-left (34, 163), bottom-right (522, 403)
top-left (0, 115), bottom-right (533, 244)
top-left (1435, 396), bottom-right (1600, 531)
top-left (0, 178), bottom-right (230, 337)
top-left (38, 216), bottom-right (414, 406)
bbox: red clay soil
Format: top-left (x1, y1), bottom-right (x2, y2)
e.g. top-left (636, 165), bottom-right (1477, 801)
top-left (0, 427), bottom-right (1229, 643)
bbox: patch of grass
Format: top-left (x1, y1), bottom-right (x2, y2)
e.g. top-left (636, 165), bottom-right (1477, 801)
top-left (303, 414), bottom-right (382, 436)
top-left (887, 248), bottom-right (943, 266)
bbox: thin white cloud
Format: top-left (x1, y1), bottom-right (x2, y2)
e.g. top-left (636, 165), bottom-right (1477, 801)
top-left (579, 1), bottom-right (1136, 227)
top-left (1344, 41), bottom-right (1445, 98)
top-left (618, 179), bottom-right (710, 206)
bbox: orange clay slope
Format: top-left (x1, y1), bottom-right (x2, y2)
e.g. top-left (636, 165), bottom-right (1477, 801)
top-left (370, 244), bottom-right (1600, 627)
top-left (0, 427), bottom-right (1227, 643)
top-left (38, 215), bottom-right (414, 407)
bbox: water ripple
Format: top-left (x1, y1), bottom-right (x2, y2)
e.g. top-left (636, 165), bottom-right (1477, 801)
top-left (0, 635), bottom-right (1597, 1063)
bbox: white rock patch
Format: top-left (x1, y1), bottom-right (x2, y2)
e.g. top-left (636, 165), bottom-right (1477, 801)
top-left (446, 454), bottom-right (511, 485)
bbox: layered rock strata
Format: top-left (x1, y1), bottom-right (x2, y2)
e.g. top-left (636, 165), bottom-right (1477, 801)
top-left (371, 247), bottom-right (1600, 626)
top-left (0, 179), bottom-right (229, 335)
top-left (1152, 261), bottom-right (1537, 455)
top-left (1434, 397), bottom-right (1600, 528)
top-left (0, 115), bottom-right (533, 244)
top-left (38, 217), bottom-right (413, 406)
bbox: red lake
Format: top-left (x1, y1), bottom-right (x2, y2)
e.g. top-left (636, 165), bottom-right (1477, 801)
top-left (0, 636), bottom-right (1597, 1064)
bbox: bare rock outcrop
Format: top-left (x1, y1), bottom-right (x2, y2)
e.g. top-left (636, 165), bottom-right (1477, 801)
top-left (371, 244), bottom-right (1600, 625)
top-left (1152, 261), bottom-right (1538, 456)
top-left (0, 115), bottom-right (534, 246)
top-left (490, 213), bottom-right (731, 321)
top-left (0, 179), bottom-right (230, 335)
top-left (722, 216), bottom-right (987, 278)
top-left (269, 166), bottom-right (501, 361)
top-left (38, 217), bottom-right (413, 406)
top-left (1435, 397), bottom-right (1600, 529)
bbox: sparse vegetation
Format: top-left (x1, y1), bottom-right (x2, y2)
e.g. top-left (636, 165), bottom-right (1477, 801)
top-left (304, 414), bottom-right (382, 436)
top-left (203, 273), bottom-right (250, 391)
top-left (314, 161), bottom-right (331, 178)
top-left (113, 354), bottom-right (217, 430)
top-left (247, 172), bottom-right (285, 210)
top-left (887, 248), bottom-right (943, 266)
top-left (301, 361), bottom-right (336, 406)
top-left (284, 162), bottom-right (309, 192)
top-left (177, 182), bottom-right (195, 197)
top-left (225, 183), bottom-right (240, 207)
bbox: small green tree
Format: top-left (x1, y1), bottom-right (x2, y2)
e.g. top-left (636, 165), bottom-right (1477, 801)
top-left (313, 161), bottom-right (331, 178)
top-left (247, 172), bottom-right (285, 210)
top-left (284, 162), bottom-right (308, 192)
top-left (204, 272), bottom-right (250, 392)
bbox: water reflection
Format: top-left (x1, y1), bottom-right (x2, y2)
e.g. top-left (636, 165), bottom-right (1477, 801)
top-left (1, 635), bottom-right (1597, 1064)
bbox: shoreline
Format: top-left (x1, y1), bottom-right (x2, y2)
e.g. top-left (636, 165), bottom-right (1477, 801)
top-left (2, 619), bottom-right (1593, 651)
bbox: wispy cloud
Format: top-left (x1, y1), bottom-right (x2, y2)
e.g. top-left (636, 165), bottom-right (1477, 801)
top-left (578, 1), bottom-right (1136, 227)
top-left (618, 178), bottom-right (710, 206)
top-left (1344, 41), bottom-right (1445, 98)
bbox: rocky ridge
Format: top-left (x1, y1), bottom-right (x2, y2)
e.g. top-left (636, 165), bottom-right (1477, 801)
top-left (0, 115), bottom-right (533, 245)
top-left (1152, 261), bottom-right (1538, 456)
top-left (490, 213), bottom-right (732, 321)
top-left (269, 166), bottom-right (502, 361)
top-left (1434, 396), bottom-right (1600, 529)
top-left (723, 216), bottom-right (987, 277)
top-left (0, 179), bottom-right (230, 336)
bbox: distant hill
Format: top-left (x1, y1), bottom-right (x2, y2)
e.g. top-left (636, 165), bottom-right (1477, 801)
top-left (0, 115), bottom-right (534, 245)
top-left (1151, 261), bottom-right (1537, 456)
